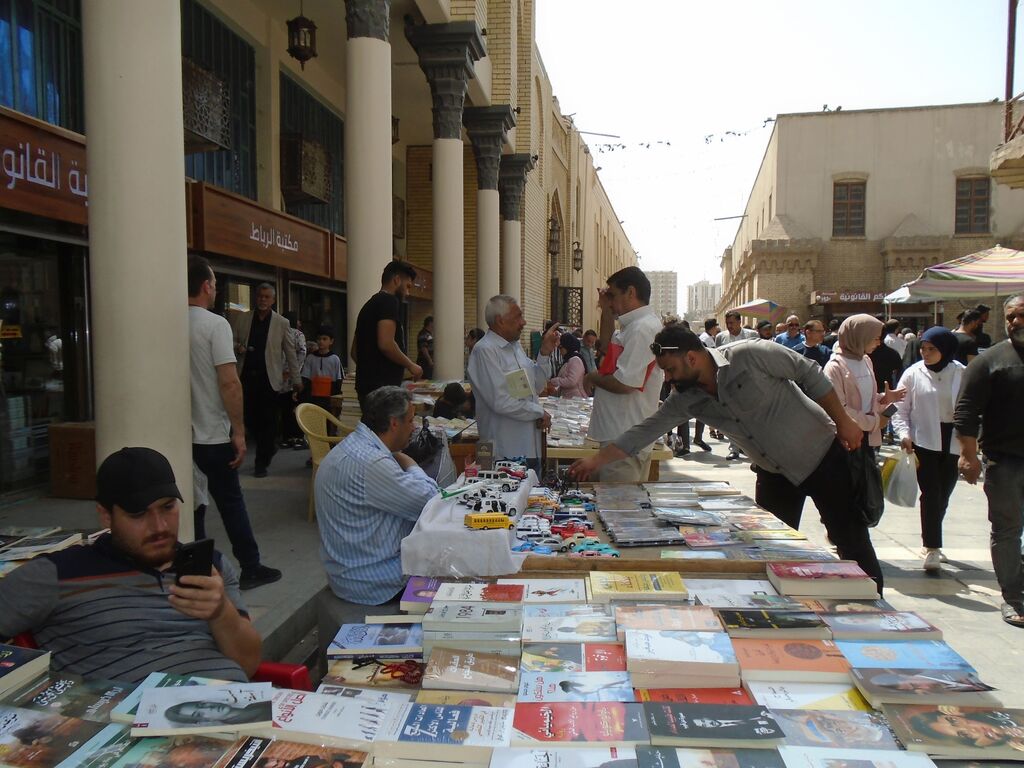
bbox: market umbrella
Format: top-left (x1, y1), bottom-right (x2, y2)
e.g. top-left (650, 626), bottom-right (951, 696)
top-left (729, 298), bottom-right (785, 323)
top-left (903, 244), bottom-right (1024, 300)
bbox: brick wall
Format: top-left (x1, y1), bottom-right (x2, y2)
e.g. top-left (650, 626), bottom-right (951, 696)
top-left (487, 0), bottom-right (516, 108)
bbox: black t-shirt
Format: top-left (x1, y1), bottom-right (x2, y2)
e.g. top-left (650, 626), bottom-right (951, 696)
top-left (354, 291), bottom-right (405, 395)
top-left (953, 331), bottom-right (979, 365)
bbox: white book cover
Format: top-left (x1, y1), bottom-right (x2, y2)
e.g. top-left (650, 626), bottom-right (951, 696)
top-left (376, 703), bottom-right (513, 754)
top-left (683, 579), bottom-right (777, 598)
top-left (517, 672), bottom-right (634, 703)
top-left (490, 747), bottom-right (638, 768)
top-left (423, 602), bottom-right (523, 631)
top-left (109, 671), bottom-right (227, 723)
top-left (498, 579), bottom-right (588, 604)
top-left (312, 684), bottom-right (412, 707)
top-left (261, 688), bottom-right (403, 745)
top-left (745, 681), bottom-right (870, 711)
top-left (624, 630), bottom-right (737, 667)
top-left (778, 745), bottom-right (938, 768)
top-left (131, 683), bottom-right (272, 736)
top-left (522, 615), bottom-right (618, 643)
top-left (523, 604), bottom-right (612, 620)
top-left (433, 583), bottom-right (526, 603)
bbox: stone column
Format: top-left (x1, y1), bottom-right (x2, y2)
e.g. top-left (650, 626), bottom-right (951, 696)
top-left (345, 0), bottom-right (393, 366)
top-left (407, 21), bottom-right (484, 381)
top-left (498, 154), bottom-right (535, 304)
top-left (82, 0), bottom-right (194, 531)
top-left (464, 106), bottom-right (515, 326)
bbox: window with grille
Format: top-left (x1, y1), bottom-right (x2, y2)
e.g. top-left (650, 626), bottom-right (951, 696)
top-left (832, 180), bottom-right (865, 237)
top-left (955, 176), bottom-right (990, 234)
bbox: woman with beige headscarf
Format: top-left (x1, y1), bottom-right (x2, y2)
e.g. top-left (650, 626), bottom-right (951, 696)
top-left (824, 314), bottom-right (906, 447)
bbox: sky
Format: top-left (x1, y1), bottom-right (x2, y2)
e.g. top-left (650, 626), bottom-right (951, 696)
top-left (534, 0), bottom-right (1023, 313)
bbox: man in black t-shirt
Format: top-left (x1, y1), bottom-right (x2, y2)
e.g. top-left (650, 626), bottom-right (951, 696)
top-left (353, 261), bottom-right (421, 406)
top-left (953, 308), bottom-right (982, 365)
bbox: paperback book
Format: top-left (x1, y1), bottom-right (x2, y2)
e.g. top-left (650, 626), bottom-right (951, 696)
top-left (54, 723), bottom-right (132, 768)
top-left (517, 672), bottom-right (634, 703)
top-left (400, 577), bottom-right (442, 614)
top-left (521, 643), bottom-right (626, 673)
top-left (0, 705), bottom-right (106, 767)
top-left (522, 615), bottom-right (618, 644)
top-left (422, 648), bottom-right (520, 693)
top-left (835, 640), bottom-right (973, 672)
top-left (524, 604), bottom-right (614, 620)
top-left (212, 735), bottom-right (369, 768)
top-left (716, 610), bottom-right (829, 640)
top-left (415, 690), bottom-right (517, 708)
top-left (633, 688), bottom-right (753, 705)
top-left (767, 709), bottom-right (899, 750)
top-left (432, 583), bottom-right (526, 603)
top-left (511, 702), bottom-right (649, 747)
top-left (12, 674), bottom-right (132, 723)
top-left (642, 703), bottom-right (785, 748)
top-left (252, 689), bottom-right (402, 748)
top-left (766, 563), bottom-right (878, 598)
top-left (849, 667), bottom-right (999, 708)
top-left (109, 671), bottom-right (227, 724)
top-left (777, 745), bottom-right (937, 768)
top-left (795, 598), bottom-right (894, 613)
top-left (882, 703), bottom-right (1024, 759)
top-left (72, 733), bottom-right (233, 768)
top-left (320, 659), bottom-right (424, 691)
top-left (374, 704), bottom-right (514, 762)
top-left (613, 605), bottom-right (722, 639)
top-left (731, 639), bottom-right (851, 683)
top-left (327, 623), bottom-right (424, 659)
top-left (497, 579), bottom-right (588, 604)
top-left (490, 747), bottom-right (639, 768)
top-left (624, 630), bottom-right (738, 679)
top-left (0, 644), bottom-right (50, 698)
top-left (130, 683), bottom-right (273, 737)
top-left (588, 572), bottom-right (689, 603)
top-left (422, 603), bottom-right (524, 632)
top-left (820, 612), bottom-right (942, 641)
top-left (636, 745), bottom-right (785, 768)
top-left (743, 681), bottom-right (871, 711)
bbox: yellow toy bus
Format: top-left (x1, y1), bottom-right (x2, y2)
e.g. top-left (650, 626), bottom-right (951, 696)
top-left (464, 512), bottom-right (515, 530)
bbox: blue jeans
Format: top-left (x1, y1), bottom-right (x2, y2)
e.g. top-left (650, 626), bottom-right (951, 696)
top-left (984, 453), bottom-right (1024, 608)
top-left (192, 442), bottom-right (261, 572)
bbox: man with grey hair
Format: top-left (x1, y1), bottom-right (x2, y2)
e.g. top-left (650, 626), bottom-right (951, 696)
top-left (315, 386), bottom-right (438, 606)
top-left (955, 294), bottom-right (1024, 628)
top-left (468, 295), bottom-right (559, 468)
top-left (232, 282), bottom-right (299, 477)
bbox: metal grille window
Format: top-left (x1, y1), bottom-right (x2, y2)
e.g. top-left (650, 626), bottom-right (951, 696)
top-left (181, 0), bottom-right (256, 200)
top-left (280, 72), bottom-right (344, 235)
top-left (0, 0), bottom-right (83, 132)
top-left (955, 176), bottom-right (990, 234)
top-left (832, 180), bottom-right (865, 237)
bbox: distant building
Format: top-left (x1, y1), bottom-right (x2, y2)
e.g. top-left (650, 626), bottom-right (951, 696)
top-left (720, 101), bottom-right (1024, 331)
top-left (648, 271), bottom-right (678, 319)
top-left (687, 280), bottom-right (722, 322)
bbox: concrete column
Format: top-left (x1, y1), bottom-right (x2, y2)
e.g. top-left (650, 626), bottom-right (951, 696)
top-left (344, 0), bottom-right (393, 366)
top-left (498, 153), bottom-right (535, 304)
top-left (82, 0), bottom-right (193, 531)
top-left (464, 106), bottom-right (515, 325)
top-left (406, 21), bottom-right (485, 381)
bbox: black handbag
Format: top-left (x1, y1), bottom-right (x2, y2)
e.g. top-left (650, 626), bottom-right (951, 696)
top-left (849, 439), bottom-right (885, 527)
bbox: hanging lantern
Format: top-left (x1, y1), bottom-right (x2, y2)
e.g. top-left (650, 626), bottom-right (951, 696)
top-left (547, 215), bottom-right (561, 257)
top-left (287, 1), bottom-right (318, 70)
top-left (572, 240), bottom-right (583, 272)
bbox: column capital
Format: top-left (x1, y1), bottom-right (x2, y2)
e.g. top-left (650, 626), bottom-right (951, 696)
top-left (345, 0), bottom-right (391, 41)
top-left (498, 153), bottom-right (535, 221)
top-left (406, 21), bottom-right (485, 140)
top-left (464, 105), bottom-right (516, 191)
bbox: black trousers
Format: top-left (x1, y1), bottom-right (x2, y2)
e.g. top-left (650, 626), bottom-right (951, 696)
top-left (243, 371), bottom-right (279, 471)
top-left (915, 425), bottom-right (958, 549)
top-left (279, 391), bottom-right (301, 442)
top-left (754, 439), bottom-right (884, 592)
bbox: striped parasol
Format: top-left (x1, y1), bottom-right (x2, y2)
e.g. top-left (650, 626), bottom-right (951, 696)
top-left (904, 245), bottom-right (1024, 299)
top-left (730, 298), bottom-right (786, 323)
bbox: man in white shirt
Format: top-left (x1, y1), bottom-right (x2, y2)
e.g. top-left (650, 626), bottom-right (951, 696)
top-left (715, 311), bottom-right (759, 347)
top-left (467, 296), bottom-right (559, 468)
top-left (883, 319), bottom-right (907, 358)
top-left (699, 318), bottom-right (720, 348)
top-left (585, 267), bottom-right (664, 481)
top-left (187, 256), bottom-right (280, 591)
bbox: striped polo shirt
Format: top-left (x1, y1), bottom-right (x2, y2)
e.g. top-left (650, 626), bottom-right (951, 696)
top-left (0, 535), bottom-right (249, 683)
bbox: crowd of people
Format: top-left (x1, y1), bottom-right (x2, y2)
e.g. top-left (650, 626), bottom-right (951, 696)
top-left (0, 256), bottom-right (1021, 689)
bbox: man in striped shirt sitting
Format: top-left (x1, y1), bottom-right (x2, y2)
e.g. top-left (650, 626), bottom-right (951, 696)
top-left (0, 447), bottom-right (262, 683)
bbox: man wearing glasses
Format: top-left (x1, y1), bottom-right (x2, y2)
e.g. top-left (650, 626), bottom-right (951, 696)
top-left (570, 322), bottom-right (883, 593)
top-left (775, 314), bottom-right (805, 349)
top-left (794, 320), bottom-right (831, 367)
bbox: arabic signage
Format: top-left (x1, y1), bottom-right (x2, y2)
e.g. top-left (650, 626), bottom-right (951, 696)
top-left (0, 106), bottom-right (88, 226)
top-left (191, 183), bottom-right (331, 277)
top-left (813, 289), bottom-right (888, 304)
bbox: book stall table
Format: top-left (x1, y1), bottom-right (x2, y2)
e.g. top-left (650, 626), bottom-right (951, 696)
top-left (2, 479), bottom-right (1019, 768)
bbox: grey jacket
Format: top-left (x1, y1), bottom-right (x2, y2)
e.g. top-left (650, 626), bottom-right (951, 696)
top-left (231, 309), bottom-right (299, 392)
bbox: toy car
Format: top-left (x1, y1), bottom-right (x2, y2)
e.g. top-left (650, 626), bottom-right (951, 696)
top-left (569, 549), bottom-right (619, 558)
top-left (474, 498), bottom-right (518, 516)
top-left (532, 535), bottom-right (571, 552)
top-left (551, 522), bottom-right (593, 536)
top-left (562, 532), bottom-right (600, 548)
top-left (517, 514), bottom-right (550, 530)
top-left (572, 539), bottom-right (607, 552)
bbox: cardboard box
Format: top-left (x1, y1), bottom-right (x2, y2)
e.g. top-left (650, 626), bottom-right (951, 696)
top-left (49, 421), bottom-right (96, 499)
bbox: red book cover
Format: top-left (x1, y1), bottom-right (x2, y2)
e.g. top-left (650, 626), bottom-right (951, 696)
top-left (768, 562), bottom-right (869, 580)
top-left (583, 644), bottom-right (627, 672)
top-left (512, 702), bottom-right (648, 744)
top-left (634, 687), bottom-right (754, 705)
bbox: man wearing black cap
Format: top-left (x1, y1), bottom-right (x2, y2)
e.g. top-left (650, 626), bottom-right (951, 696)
top-left (0, 447), bottom-right (262, 683)
top-left (756, 320), bottom-right (774, 341)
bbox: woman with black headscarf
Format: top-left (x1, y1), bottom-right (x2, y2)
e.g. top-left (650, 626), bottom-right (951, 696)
top-left (548, 332), bottom-right (587, 398)
top-left (891, 326), bottom-right (966, 572)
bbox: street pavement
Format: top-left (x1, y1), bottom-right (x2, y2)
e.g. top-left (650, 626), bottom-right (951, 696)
top-left (663, 432), bottom-right (1024, 706)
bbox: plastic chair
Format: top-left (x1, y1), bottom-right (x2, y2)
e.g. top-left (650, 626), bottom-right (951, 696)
top-left (9, 632), bottom-right (311, 691)
top-left (295, 402), bottom-right (354, 522)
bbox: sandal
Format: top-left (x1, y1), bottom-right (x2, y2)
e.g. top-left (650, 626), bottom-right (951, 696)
top-left (1001, 603), bottom-right (1024, 628)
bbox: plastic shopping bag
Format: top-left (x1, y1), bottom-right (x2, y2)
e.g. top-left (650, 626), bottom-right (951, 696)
top-left (883, 451), bottom-right (919, 508)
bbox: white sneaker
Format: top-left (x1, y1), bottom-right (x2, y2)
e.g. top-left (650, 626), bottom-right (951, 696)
top-left (923, 549), bottom-right (942, 572)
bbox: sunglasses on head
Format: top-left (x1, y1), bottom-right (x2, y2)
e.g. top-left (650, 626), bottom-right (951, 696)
top-left (649, 343), bottom-right (680, 355)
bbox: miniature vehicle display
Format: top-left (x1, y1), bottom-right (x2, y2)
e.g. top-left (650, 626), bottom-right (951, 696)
top-left (464, 512), bottom-right (515, 530)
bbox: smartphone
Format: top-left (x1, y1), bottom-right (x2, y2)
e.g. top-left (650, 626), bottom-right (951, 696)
top-left (172, 538), bottom-right (214, 585)
top-left (881, 403), bottom-right (898, 418)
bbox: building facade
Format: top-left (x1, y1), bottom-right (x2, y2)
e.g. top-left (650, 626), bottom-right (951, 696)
top-left (647, 270), bottom-right (678, 319)
top-left (0, 0), bottom-right (635, 496)
top-left (686, 280), bottom-right (721, 323)
top-left (719, 102), bottom-right (1024, 329)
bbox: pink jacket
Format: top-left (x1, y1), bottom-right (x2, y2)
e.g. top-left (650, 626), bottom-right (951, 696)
top-left (550, 356), bottom-right (588, 398)
top-left (823, 353), bottom-right (885, 447)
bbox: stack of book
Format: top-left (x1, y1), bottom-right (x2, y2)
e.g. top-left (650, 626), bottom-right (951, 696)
top-left (625, 629), bottom-right (740, 689)
top-left (422, 587), bottom-right (525, 658)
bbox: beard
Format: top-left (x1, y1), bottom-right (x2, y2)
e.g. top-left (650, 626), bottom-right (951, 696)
top-left (672, 372), bottom-right (700, 392)
top-left (1010, 327), bottom-right (1024, 347)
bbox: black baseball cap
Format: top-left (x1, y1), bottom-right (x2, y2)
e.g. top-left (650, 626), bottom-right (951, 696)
top-left (756, 320), bottom-right (773, 330)
top-left (96, 447), bottom-right (183, 514)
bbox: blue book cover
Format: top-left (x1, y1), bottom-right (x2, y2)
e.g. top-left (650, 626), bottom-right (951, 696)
top-left (836, 640), bottom-right (973, 671)
top-left (381, 703), bottom-right (513, 747)
top-left (328, 623), bottom-right (424, 658)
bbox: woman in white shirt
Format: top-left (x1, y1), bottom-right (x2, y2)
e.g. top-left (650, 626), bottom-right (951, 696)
top-left (891, 327), bottom-right (964, 572)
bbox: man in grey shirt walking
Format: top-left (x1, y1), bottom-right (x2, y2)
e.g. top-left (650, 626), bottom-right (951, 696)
top-left (570, 322), bottom-right (883, 591)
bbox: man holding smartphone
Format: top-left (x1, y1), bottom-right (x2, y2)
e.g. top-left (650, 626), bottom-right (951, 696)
top-left (0, 447), bottom-right (263, 683)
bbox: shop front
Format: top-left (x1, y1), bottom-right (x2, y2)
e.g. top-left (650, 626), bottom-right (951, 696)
top-left (810, 288), bottom-right (942, 331)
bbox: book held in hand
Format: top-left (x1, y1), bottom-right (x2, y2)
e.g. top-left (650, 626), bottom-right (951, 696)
top-left (328, 623), bottom-right (424, 659)
top-left (0, 644), bottom-right (50, 698)
top-left (642, 702), bottom-right (785, 748)
top-left (130, 683), bottom-right (273, 737)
